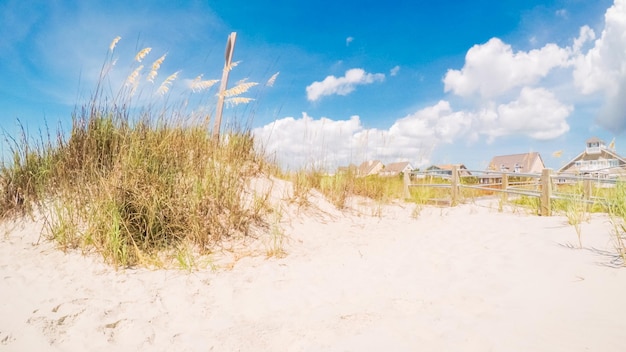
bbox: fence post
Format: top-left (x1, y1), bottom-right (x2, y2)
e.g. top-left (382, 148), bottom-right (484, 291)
top-left (403, 171), bottom-right (410, 200)
top-left (451, 164), bottom-right (459, 206)
top-left (540, 168), bottom-right (552, 216)
top-left (583, 179), bottom-right (592, 201)
top-left (501, 172), bottom-right (508, 202)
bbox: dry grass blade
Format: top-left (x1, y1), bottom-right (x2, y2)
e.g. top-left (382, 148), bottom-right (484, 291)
top-left (125, 65), bottom-right (144, 88)
top-left (225, 60), bottom-right (241, 72)
top-left (135, 47), bottom-right (152, 62)
top-left (109, 36), bottom-right (121, 52)
top-left (157, 71), bottom-right (179, 96)
top-left (266, 72), bottom-right (279, 87)
top-left (221, 81), bottom-right (258, 98)
top-left (225, 97), bottom-right (254, 107)
top-left (147, 54), bottom-right (167, 83)
top-left (190, 75), bottom-right (219, 92)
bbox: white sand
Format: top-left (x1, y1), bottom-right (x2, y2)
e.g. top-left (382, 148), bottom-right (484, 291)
top-left (1, 196), bottom-right (626, 351)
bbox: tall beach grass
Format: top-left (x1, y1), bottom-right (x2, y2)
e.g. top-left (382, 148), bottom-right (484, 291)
top-left (0, 37), bottom-right (272, 268)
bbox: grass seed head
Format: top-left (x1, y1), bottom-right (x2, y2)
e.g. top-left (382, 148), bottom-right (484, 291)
top-left (135, 47), bottom-right (152, 62)
top-left (109, 36), bottom-right (121, 52)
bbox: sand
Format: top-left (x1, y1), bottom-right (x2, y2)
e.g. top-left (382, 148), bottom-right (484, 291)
top-left (1, 195), bottom-right (626, 351)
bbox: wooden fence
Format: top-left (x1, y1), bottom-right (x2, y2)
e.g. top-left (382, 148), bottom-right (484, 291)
top-left (403, 165), bottom-right (621, 216)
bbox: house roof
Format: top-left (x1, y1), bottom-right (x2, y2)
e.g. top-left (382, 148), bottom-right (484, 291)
top-left (357, 160), bottom-right (383, 176)
top-left (586, 136), bottom-right (604, 144)
top-left (487, 152), bottom-right (544, 172)
top-left (384, 161), bottom-right (412, 174)
top-left (427, 164), bottom-right (468, 171)
top-left (558, 148), bottom-right (626, 173)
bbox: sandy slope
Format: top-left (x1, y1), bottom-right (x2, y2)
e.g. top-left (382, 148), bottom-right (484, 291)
top-left (1, 197), bottom-right (625, 351)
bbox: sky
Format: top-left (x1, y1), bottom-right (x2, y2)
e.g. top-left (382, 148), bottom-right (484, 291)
top-left (1, 0), bottom-right (625, 171)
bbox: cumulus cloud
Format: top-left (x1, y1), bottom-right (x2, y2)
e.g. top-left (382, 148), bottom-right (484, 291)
top-left (443, 38), bottom-right (570, 98)
top-left (253, 102), bottom-right (478, 170)
top-left (346, 36), bottom-right (354, 46)
top-left (390, 65), bottom-right (400, 76)
top-left (306, 68), bottom-right (385, 102)
top-left (572, 0), bottom-right (626, 131)
top-left (480, 87), bottom-right (572, 141)
top-left (255, 87), bottom-right (574, 170)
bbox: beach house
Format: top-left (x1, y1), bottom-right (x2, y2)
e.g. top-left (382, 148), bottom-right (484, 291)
top-left (357, 160), bottom-right (384, 177)
top-left (379, 161), bottom-right (414, 177)
top-left (480, 152), bottom-right (545, 184)
top-left (425, 164), bottom-right (471, 178)
top-left (558, 137), bottom-right (626, 179)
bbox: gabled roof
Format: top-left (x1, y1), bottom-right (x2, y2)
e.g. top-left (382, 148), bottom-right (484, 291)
top-left (487, 152), bottom-right (544, 172)
top-left (384, 161), bottom-right (412, 174)
top-left (357, 160), bottom-right (383, 176)
top-left (586, 136), bottom-right (604, 144)
top-left (427, 164), bottom-right (468, 171)
top-left (558, 148), bottom-right (626, 173)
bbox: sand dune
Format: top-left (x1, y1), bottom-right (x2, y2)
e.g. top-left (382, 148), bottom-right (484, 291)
top-left (1, 198), bottom-right (625, 351)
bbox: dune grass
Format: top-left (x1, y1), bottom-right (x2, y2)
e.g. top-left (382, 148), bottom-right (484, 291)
top-left (607, 182), bottom-right (626, 263)
top-left (0, 112), bottom-right (270, 268)
top-left (0, 38), bottom-right (272, 268)
top-left (284, 169), bottom-right (408, 209)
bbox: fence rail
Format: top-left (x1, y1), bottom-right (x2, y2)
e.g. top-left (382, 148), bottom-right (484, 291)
top-left (404, 165), bottom-right (622, 216)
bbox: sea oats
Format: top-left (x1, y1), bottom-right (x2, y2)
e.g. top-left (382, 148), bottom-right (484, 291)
top-left (147, 54), bottom-right (167, 83)
top-left (266, 72), bottom-right (279, 87)
top-left (125, 65), bottom-right (144, 87)
top-left (135, 47), bottom-right (152, 63)
top-left (225, 97), bottom-right (254, 107)
top-left (190, 75), bottom-right (219, 92)
top-left (109, 36), bottom-right (121, 52)
top-left (225, 60), bottom-right (241, 72)
top-left (157, 71), bottom-right (180, 96)
top-left (221, 81), bottom-right (258, 98)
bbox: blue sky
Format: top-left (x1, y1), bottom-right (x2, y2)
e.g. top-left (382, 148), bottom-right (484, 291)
top-left (1, 0), bottom-right (624, 171)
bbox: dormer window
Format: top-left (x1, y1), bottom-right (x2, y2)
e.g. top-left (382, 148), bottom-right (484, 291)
top-left (586, 139), bottom-right (603, 154)
top-left (514, 163), bottom-right (521, 173)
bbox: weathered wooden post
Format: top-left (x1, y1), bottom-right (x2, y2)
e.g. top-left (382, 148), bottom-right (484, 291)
top-left (451, 164), bottom-right (459, 206)
top-left (540, 168), bottom-right (553, 216)
top-left (403, 171), bottom-right (411, 200)
top-left (583, 178), bottom-right (592, 211)
top-left (501, 172), bottom-right (509, 202)
top-left (213, 32), bottom-right (237, 140)
top-left (583, 178), bottom-right (592, 201)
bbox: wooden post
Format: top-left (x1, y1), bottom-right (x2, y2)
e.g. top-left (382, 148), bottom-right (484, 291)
top-left (540, 168), bottom-right (552, 216)
top-left (213, 32), bottom-right (237, 140)
top-left (403, 171), bottom-right (410, 200)
top-left (451, 164), bottom-right (459, 206)
top-left (583, 179), bottom-right (592, 201)
top-left (501, 172), bottom-right (509, 202)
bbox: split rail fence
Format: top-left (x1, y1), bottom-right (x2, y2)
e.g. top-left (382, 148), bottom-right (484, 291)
top-left (403, 165), bottom-right (621, 216)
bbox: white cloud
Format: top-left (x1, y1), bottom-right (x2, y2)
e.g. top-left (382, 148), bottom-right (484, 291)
top-left (481, 87), bottom-right (572, 141)
top-left (443, 38), bottom-right (570, 98)
top-left (253, 113), bottom-right (367, 170)
top-left (253, 102), bottom-right (475, 170)
top-left (346, 36), bottom-right (354, 46)
top-left (306, 68), bottom-right (385, 102)
top-left (572, 0), bottom-right (626, 131)
top-left (390, 65), bottom-right (400, 76)
top-left (556, 9), bottom-right (568, 18)
top-left (572, 25), bottom-right (596, 54)
top-left (255, 88), bottom-right (574, 170)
